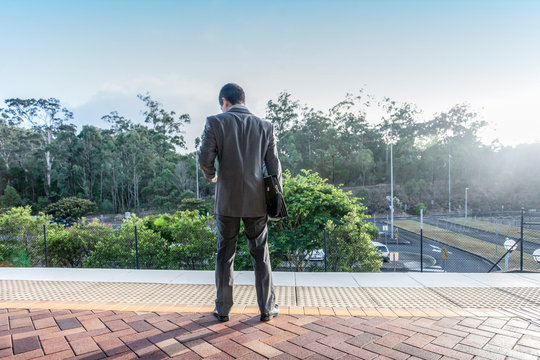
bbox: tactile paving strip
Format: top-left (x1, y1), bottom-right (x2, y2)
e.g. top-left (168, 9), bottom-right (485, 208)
top-left (0, 280), bottom-right (296, 306)
top-left (431, 287), bottom-right (540, 308)
top-left (2, 280), bottom-right (540, 309)
top-left (296, 286), bottom-right (377, 307)
top-left (363, 287), bottom-right (458, 308)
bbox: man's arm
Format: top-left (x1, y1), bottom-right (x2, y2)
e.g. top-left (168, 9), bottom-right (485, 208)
top-left (199, 117), bottom-right (218, 182)
top-left (264, 123), bottom-right (282, 189)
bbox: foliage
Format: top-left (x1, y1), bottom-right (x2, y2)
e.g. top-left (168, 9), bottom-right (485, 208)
top-left (44, 221), bottom-right (113, 267)
top-left (409, 202), bottom-right (427, 216)
top-left (1, 185), bottom-right (21, 209)
top-left (179, 198), bottom-right (207, 212)
top-left (271, 170), bottom-right (370, 271)
top-left (44, 197), bottom-right (98, 224)
top-left (0, 206), bottom-right (49, 266)
top-left (85, 216), bottom-right (162, 269)
top-left (144, 211), bottom-right (216, 269)
top-left (326, 211), bottom-right (382, 272)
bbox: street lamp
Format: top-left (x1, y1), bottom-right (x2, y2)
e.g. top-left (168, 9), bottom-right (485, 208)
top-left (533, 249), bottom-right (540, 263)
top-left (448, 153), bottom-right (451, 214)
top-left (465, 187), bottom-right (469, 219)
top-left (504, 238), bottom-right (517, 270)
top-left (195, 137), bottom-right (201, 199)
top-left (389, 124), bottom-right (394, 240)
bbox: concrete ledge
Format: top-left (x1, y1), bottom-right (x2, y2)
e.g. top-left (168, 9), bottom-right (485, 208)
top-left (1, 268), bottom-right (540, 287)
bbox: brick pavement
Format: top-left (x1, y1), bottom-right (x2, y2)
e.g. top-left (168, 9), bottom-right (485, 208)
top-left (1, 308), bottom-right (540, 359)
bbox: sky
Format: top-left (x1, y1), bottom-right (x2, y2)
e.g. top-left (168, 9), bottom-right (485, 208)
top-left (1, 0), bottom-right (539, 152)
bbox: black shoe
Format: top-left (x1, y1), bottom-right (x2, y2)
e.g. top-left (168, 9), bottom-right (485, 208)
top-left (213, 310), bottom-right (229, 322)
top-left (260, 304), bottom-right (279, 321)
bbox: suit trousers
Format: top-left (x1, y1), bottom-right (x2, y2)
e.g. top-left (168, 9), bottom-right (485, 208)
top-left (215, 215), bottom-right (276, 316)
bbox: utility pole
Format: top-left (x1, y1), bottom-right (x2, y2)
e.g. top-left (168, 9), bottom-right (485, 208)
top-left (390, 124), bottom-right (394, 240)
top-left (195, 137), bottom-right (201, 199)
top-left (465, 187), bottom-right (469, 218)
top-left (448, 153), bottom-right (451, 214)
top-left (195, 152), bottom-right (199, 199)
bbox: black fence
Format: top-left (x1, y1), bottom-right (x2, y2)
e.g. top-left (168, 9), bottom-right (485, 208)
top-left (373, 209), bottom-right (540, 273)
top-left (2, 210), bottom-right (539, 273)
top-left (0, 223), bottom-right (217, 271)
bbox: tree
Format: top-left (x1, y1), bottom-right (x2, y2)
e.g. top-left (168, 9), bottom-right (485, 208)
top-left (265, 92), bottom-right (299, 138)
top-left (1, 185), bottom-right (21, 208)
top-left (271, 170), bottom-right (377, 271)
top-left (44, 197), bottom-right (98, 224)
top-left (2, 98), bottom-right (73, 198)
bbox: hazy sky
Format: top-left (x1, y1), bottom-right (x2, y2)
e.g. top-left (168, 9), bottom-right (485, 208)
top-left (1, 0), bottom-right (539, 152)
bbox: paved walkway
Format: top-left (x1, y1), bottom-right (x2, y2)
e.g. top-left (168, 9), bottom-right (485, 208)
top-left (1, 268), bottom-right (539, 359)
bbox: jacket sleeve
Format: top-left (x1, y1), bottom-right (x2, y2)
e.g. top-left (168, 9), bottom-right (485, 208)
top-left (198, 117), bottom-right (218, 182)
top-left (264, 123), bottom-right (283, 189)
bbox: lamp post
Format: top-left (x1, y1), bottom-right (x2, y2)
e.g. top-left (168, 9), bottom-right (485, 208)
top-left (390, 124), bottom-right (394, 240)
top-left (504, 238), bottom-right (517, 270)
top-left (465, 187), bottom-right (469, 219)
top-left (195, 137), bottom-right (201, 199)
top-left (448, 153), bottom-right (451, 214)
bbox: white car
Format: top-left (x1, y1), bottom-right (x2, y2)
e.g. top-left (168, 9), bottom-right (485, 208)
top-left (372, 241), bottom-right (390, 262)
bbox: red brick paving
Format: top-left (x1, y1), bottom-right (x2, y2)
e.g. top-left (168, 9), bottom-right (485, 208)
top-left (0, 308), bottom-right (540, 359)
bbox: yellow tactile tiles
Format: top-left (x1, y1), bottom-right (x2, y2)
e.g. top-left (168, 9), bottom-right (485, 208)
top-left (1, 280), bottom-right (539, 318)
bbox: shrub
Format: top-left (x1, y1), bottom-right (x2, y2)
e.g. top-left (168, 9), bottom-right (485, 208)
top-left (326, 211), bottom-right (382, 272)
top-left (0, 206), bottom-right (50, 266)
top-left (146, 211), bottom-right (216, 270)
top-left (179, 198), bottom-right (206, 212)
top-left (44, 197), bottom-right (98, 224)
top-left (271, 170), bottom-right (375, 271)
top-left (408, 202), bottom-right (427, 216)
top-left (45, 221), bottom-right (113, 267)
top-left (86, 215), bottom-right (162, 269)
top-left (1, 185), bottom-right (21, 209)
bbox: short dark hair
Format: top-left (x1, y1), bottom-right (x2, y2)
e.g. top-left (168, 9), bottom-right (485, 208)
top-left (219, 83), bottom-right (245, 106)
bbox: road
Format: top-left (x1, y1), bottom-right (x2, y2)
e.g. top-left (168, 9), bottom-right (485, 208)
top-left (425, 217), bottom-right (540, 256)
top-left (375, 223), bottom-right (495, 273)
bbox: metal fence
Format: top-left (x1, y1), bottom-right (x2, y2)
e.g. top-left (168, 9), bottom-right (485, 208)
top-left (0, 223), bottom-right (216, 270)
top-left (374, 209), bottom-right (540, 273)
top-left (3, 210), bottom-right (539, 273)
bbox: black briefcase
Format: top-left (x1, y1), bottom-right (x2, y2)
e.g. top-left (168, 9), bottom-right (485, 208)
top-left (264, 175), bottom-right (288, 220)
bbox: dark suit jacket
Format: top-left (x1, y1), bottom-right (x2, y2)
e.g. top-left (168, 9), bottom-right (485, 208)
top-left (199, 106), bottom-right (282, 217)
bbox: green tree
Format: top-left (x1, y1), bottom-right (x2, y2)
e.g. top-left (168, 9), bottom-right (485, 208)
top-left (44, 197), bottom-right (98, 224)
top-left (271, 170), bottom-right (377, 271)
top-left (2, 98), bottom-right (74, 198)
top-left (326, 211), bottom-right (382, 272)
top-left (1, 185), bottom-right (21, 208)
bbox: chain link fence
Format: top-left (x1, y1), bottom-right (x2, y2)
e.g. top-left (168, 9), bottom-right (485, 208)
top-left (0, 222), bottom-right (217, 270)
top-left (374, 209), bottom-right (540, 273)
top-left (3, 211), bottom-right (540, 273)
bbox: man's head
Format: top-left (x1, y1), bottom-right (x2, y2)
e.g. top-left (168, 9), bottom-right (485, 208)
top-left (219, 83), bottom-right (245, 112)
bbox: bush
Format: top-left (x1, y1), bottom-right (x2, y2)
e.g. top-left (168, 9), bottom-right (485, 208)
top-left (1, 185), bottom-right (22, 209)
top-left (179, 198), bottom-right (206, 212)
top-left (271, 170), bottom-right (375, 271)
top-left (145, 211), bottom-right (216, 269)
top-left (86, 215), bottom-right (162, 269)
top-left (45, 221), bottom-right (114, 267)
top-left (408, 202), bottom-right (427, 216)
top-left (0, 206), bottom-right (50, 266)
top-left (44, 197), bottom-right (98, 224)
top-left (326, 211), bottom-right (382, 272)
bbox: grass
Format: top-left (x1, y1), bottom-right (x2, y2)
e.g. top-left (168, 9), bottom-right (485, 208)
top-left (444, 217), bottom-right (540, 245)
top-left (394, 220), bottom-right (540, 271)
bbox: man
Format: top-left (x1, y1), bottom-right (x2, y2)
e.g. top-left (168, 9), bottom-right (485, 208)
top-left (199, 83), bottom-right (282, 322)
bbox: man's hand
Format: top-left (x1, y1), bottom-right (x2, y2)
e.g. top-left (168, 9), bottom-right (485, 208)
top-left (211, 175), bottom-right (218, 183)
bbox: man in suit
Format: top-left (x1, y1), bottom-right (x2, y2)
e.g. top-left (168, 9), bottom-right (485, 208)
top-left (199, 83), bottom-right (282, 322)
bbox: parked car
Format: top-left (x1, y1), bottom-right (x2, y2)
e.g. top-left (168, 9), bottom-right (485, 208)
top-left (372, 241), bottom-right (390, 262)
